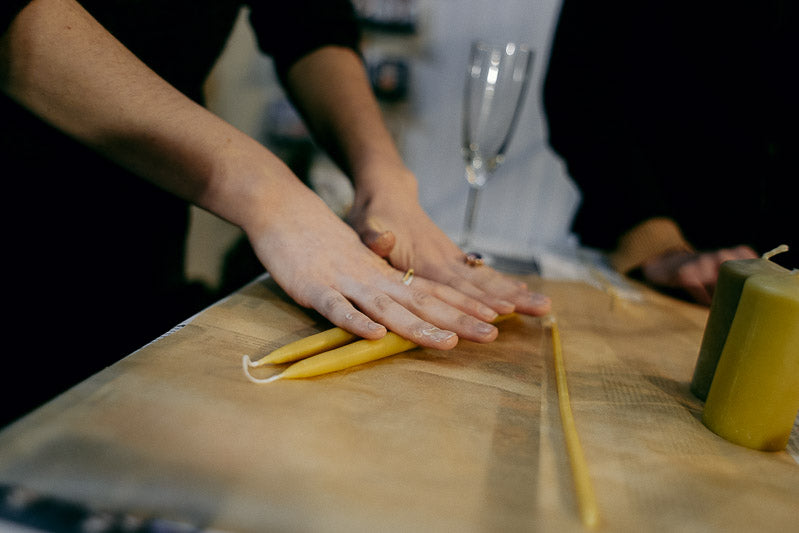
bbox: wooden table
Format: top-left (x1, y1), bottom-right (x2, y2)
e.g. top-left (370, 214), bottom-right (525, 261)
top-left (1, 276), bottom-right (797, 532)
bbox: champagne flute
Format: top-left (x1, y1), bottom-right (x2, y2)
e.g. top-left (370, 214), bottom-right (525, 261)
top-left (460, 41), bottom-right (533, 254)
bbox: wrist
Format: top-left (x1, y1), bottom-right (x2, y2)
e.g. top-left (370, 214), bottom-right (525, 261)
top-left (198, 136), bottom-right (310, 237)
top-left (351, 160), bottom-right (418, 204)
top-left (610, 217), bottom-right (694, 274)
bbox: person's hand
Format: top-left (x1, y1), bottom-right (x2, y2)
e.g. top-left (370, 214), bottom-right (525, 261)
top-left (640, 245), bottom-right (758, 305)
top-left (0, 1), bottom-right (510, 352)
top-left (346, 174), bottom-right (552, 318)
top-left (278, 47), bottom-right (549, 319)
top-left (245, 184), bottom-right (506, 350)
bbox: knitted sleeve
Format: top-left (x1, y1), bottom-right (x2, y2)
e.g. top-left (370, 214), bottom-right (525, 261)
top-left (610, 217), bottom-right (694, 274)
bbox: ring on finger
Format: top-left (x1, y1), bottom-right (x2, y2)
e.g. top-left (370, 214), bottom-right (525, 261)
top-left (402, 268), bottom-right (415, 286)
top-left (464, 252), bottom-right (484, 267)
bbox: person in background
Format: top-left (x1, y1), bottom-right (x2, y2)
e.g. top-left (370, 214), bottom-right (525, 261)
top-left (544, 1), bottom-right (796, 305)
top-left (0, 0), bottom-right (550, 427)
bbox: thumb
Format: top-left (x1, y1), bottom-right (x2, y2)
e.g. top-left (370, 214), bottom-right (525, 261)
top-left (357, 216), bottom-right (396, 258)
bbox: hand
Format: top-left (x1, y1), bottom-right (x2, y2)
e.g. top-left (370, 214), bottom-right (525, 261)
top-left (1, 1), bottom-right (507, 352)
top-left (245, 185), bottom-right (506, 350)
top-left (640, 245), bottom-right (758, 305)
top-left (346, 174), bottom-right (552, 318)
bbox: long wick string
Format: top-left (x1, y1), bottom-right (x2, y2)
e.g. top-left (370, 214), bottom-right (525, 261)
top-left (549, 316), bottom-right (600, 529)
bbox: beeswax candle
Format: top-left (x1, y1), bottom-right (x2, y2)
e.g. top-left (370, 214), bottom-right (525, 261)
top-left (691, 247), bottom-right (790, 400)
top-left (248, 328), bottom-right (357, 366)
top-left (242, 314), bottom-right (519, 383)
top-left (246, 332), bottom-right (418, 383)
top-left (702, 272), bottom-right (799, 451)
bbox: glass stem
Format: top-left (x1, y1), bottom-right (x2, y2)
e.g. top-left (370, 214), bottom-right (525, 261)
top-left (461, 185), bottom-right (481, 250)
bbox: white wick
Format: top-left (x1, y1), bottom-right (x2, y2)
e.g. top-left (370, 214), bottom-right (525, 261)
top-left (762, 244), bottom-right (789, 261)
top-left (241, 355), bottom-right (283, 384)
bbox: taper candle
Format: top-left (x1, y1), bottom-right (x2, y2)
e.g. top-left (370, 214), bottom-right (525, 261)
top-left (701, 271), bottom-right (799, 451)
top-left (245, 333), bottom-right (418, 383)
top-left (242, 314), bottom-right (518, 383)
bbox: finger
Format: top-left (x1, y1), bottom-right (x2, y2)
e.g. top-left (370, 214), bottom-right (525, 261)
top-left (675, 263), bottom-right (713, 305)
top-left (506, 290), bottom-right (552, 316)
top-left (453, 264), bottom-right (552, 316)
top-left (386, 277), bottom-right (500, 343)
top-left (725, 245), bottom-right (758, 261)
top-left (423, 279), bottom-right (500, 322)
top-left (356, 216), bottom-right (396, 258)
top-left (307, 286), bottom-right (388, 340)
top-left (358, 293), bottom-right (458, 350)
top-left (344, 284), bottom-right (461, 350)
top-left (364, 229), bottom-right (396, 258)
top-left (435, 271), bottom-right (517, 315)
top-left (683, 282), bottom-right (713, 306)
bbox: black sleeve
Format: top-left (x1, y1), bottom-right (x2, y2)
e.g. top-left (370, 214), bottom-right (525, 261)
top-left (1, 0), bottom-right (31, 35)
top-left (248, 0), bottom-right (361, 82)
top-left (542, 1), bottom-right (668, 251)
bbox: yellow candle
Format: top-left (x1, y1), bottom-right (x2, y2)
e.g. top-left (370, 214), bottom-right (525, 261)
top-left (702, 272), bottom-right (799, 451)
top-left (691, 247), bottom-right (790, 400)
top-left (248, 328), bottom-right (358, 366)
top-left (242, 314), bottom-right (519, 383)
top-left (246, 333), bottom-right (418, 383)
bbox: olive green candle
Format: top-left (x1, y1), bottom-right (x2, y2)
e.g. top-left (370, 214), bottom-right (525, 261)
top-left (690, 247), bottom-right (790, 400)
top-left (702, 272), bottom-right (799, 451)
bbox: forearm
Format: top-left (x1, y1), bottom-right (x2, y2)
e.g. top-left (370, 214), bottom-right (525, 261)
top-left (0, 0), bottom-right (304, 235)
top-left (0, 0), bottom-right (534, 346)
top-left (282, 46), bottom-right (417, 198)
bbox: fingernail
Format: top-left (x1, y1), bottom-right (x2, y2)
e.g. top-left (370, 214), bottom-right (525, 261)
top-left (475, 322), bottom-right (497, 335)
top-left (479, 306), bottom-right (499, 321)
top-left (431, 329), bottom-right (456, 343)
top-left (415, 326), bottom-right (456, 343)
top-left (529, 293), bottom-right (551, 307)
top-left (498, 300), bottom-right (516, 313)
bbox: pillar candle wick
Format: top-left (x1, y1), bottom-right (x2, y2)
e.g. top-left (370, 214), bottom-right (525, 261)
top-left (761, 244), bottom-right (789, 261)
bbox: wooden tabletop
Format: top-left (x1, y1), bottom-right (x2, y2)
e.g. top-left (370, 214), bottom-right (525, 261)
top-left (0, 276), bottom-right (797, 532)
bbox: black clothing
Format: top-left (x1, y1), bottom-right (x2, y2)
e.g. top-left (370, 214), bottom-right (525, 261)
top-left (1, 0), bottom-right (360, 427)
top-left (543, 1), bottom-right (797, 268)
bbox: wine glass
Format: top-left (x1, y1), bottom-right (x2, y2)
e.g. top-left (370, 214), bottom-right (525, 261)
top-left (460, 41), bottom-right (534, 257)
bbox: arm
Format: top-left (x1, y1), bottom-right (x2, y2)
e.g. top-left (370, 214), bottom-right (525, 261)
top-left (0, 0), bottom-right (504, 348)
top-left (640, 246), bottom-right (758, 306)
top-left (612, 219), bottom-right (757, 305)
top-left (281, 46), bottom-right (552, 317)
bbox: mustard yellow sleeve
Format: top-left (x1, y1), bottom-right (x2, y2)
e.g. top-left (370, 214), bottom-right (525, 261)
top-left (609, 217), bottom-right (694, 274)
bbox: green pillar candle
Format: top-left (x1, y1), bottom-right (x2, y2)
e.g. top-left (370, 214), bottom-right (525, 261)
top-left (690, 246), bottom-right (790, 400)
top-left (702, 272), bottom-right (799, 451)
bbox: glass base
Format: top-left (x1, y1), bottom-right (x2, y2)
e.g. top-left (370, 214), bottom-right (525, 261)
top-left (471, 252), bottom-right (540, 275)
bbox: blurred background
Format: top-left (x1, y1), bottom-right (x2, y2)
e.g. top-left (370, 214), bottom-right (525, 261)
top-left (189, 0), bottom-right (579, 294)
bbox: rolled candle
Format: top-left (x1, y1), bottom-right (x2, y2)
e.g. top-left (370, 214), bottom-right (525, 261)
top-left (248, 328), bottom-right (358, 367)
top-left (243, 313), bottom-right (519, 383)
top-left (272, 313), bottom-right (520, 380)
top-left (691, 249), bottom-right (790, 400)
top-left (701, 272), bottom-right (799, 451)
top-left (255, 333), bottom-right (418, 383)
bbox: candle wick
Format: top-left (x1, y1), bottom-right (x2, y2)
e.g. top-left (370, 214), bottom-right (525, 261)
top-left (242, 355), bottom-right (283, 384)
top-left (762, 244), bottom-right (789, 261)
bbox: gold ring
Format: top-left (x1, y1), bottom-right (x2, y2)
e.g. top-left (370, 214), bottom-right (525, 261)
top-left (465, 252), bottom-right (484, 267)
top-left (402, 268), bottom-right (414, 286)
